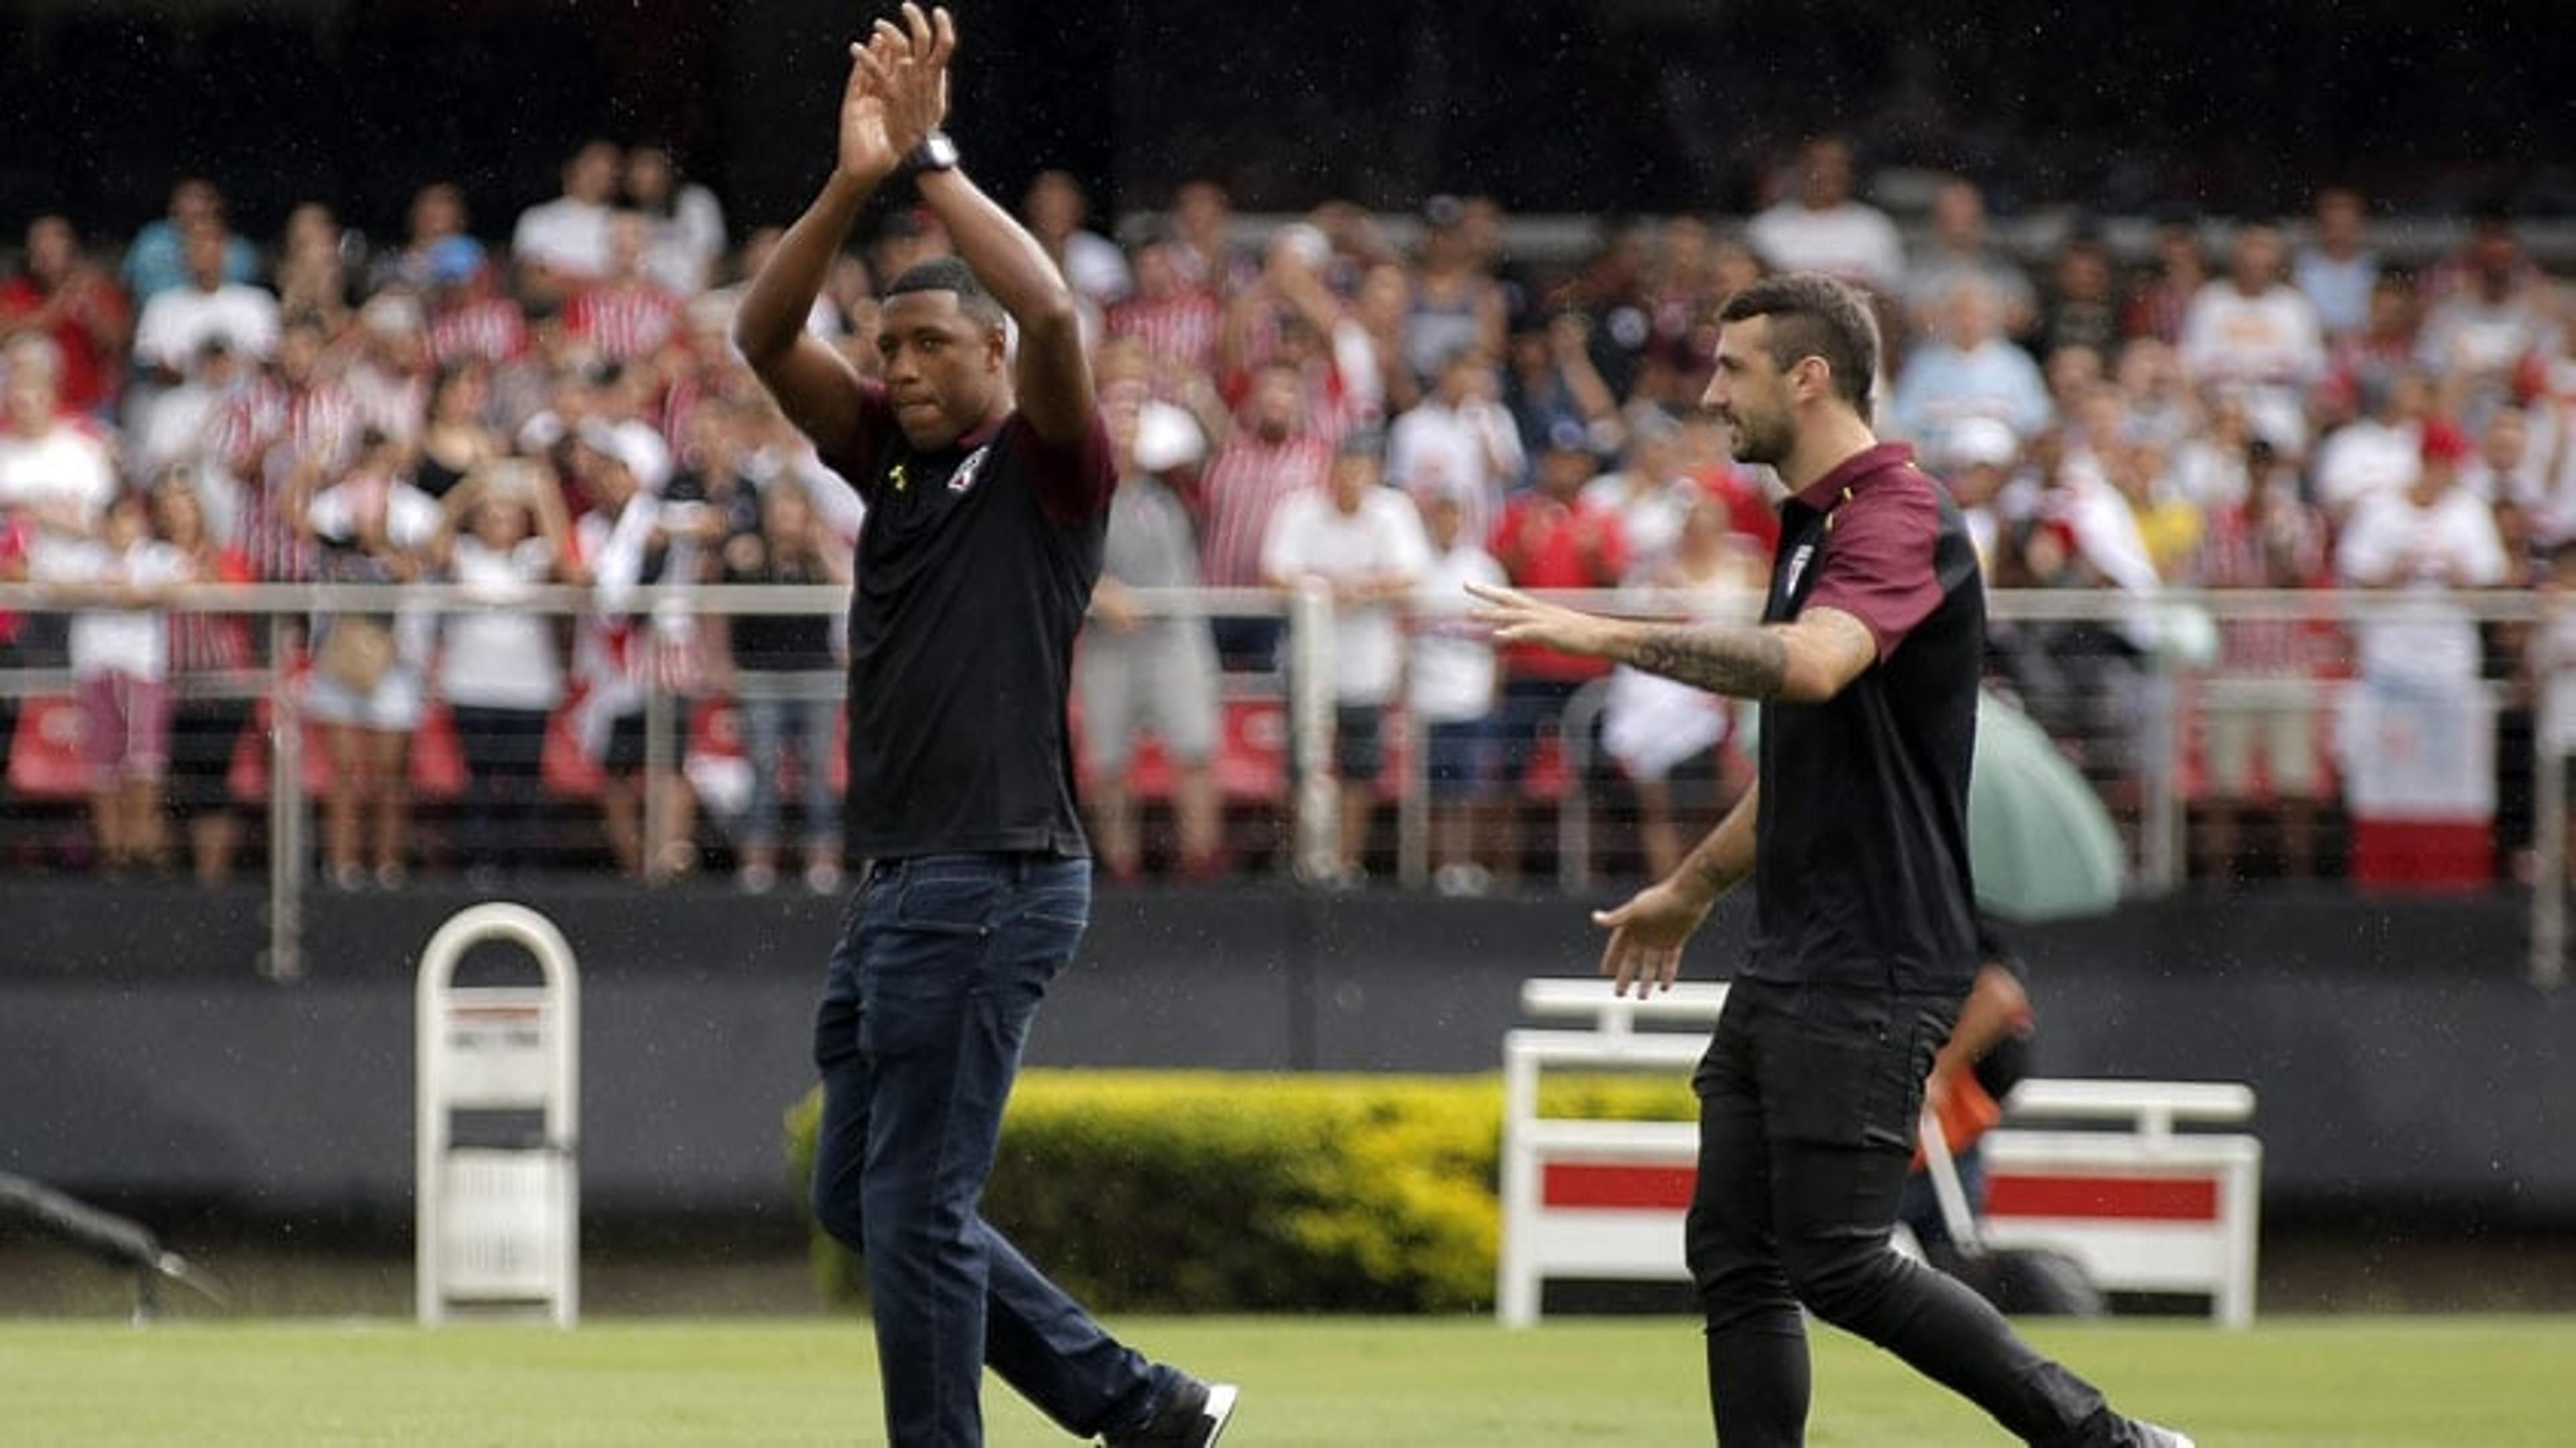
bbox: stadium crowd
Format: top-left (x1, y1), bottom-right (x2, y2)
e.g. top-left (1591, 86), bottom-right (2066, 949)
top-left (1, 134), bottom-right (2571, 892)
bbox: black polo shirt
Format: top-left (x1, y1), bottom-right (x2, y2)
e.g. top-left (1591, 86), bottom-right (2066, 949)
top-left (822, 380), bottom-right (1113, 861)
top-left (1745, 442), bottom-right (1984, 996)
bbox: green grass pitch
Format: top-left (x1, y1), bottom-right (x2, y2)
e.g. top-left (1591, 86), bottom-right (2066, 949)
top-left (1, 1314), bottom-right (2567, 1445)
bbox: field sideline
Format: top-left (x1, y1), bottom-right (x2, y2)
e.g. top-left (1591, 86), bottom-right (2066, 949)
top-left (1, 1314), bottom-right (2565, 1445)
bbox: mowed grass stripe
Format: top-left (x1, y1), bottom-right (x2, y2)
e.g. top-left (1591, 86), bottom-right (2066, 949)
top-left (0, 1315), bottom-right (2567, 1445)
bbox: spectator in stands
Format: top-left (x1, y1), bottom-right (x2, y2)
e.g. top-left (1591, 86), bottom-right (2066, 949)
top-left (211, 315), bottom-right (361, 582)
top-left (273, 201), bottom-right (358, 332)
top-left (425, 241), bottom-right (530, 372)
top-left (1402, 193), bottom-right (1511, 397)
top-left (1409, 484), bottom-right (1507, 896)
top-left (1548, 219), bottom-right (1658, 401)
top-left (1501, 310), bottom-right (1621, 483)
top-left (411, 361), bottom-right (505, 503)
top-left (0, 501), bottom-right (28, 814)
top-left (2192, 437), bottom-right (2335, 882)
top-left (345, 292), bottom-right (436, 449)
top-left (1904, 176), bottom-right (2037, 341)
top-left (0, 346), bottom-right (119, 544)
top-left (303, 428), bottom-right (443, 890)
top-left (2462, 403), bottom-right (2546, 511)
top-left (566, 211), bottom-right (689, 367)
top-left (372, 181), bottom-right (488, 299)
top-left (2121, 211), bottom-right (2207, 347)
top-left (568, 421), bottom-right (702, 879)
top-left (439, 458), bottom-right (574, 886)
top-left (0, 215), bottom-right (132, 419)
top-left (513, 139), bottom-right (624, 306)
top-left (121, 177), bottom-right (258, 304)
top-left (1745, 134), bottom-right (1904, 297)
top-left (2318, 269), bottom-right (2423, 432)
top-left (38, 489), bottom-right (188, 874)
top-left (2416, 208), bottom-right (2562, 426)
top-left (1890, 276), bottom-right (2053, 464)
top-left (2313, 368), bottom-right (2434, 522)
top-left (1489, 419), bottom-right (1629, 880)
top-left (1165, 175), bottom-right (1256, 297)
top-left (132, 221), bottom-right (282, 382)
top-left (622, 144), bottom-right (729, 297)
top-left (2292, 184), bottom-right (2379, 341)
top-left (1600, 493), bottom-right (1762, 881)
top-left (1023, 168), bottom-right (1131, 311)
top-left (1261, 425), bottom-right (1431, 886)
top-left (1107, 236), bottom-right (1223, 393)
top-left (1079, 356), bottom-right (1226, 882)
top-left (2334, 419), bottom-right (2512, 873)
top-left (1218, 221), bottom-right (1376, 430)
top-left (1350, 260), bottom-right (1426, 419)
top-left (2033, 226), bottom-right (2121, 364)
top-left (151, 472), bottom-right (256, 886)
top-left (1197, 359), bottom-right (1332, 669)
top-left (715, 477), bottom-right (849, 895)
top-left (129, 336), bottom-right (247, 496)
top-left (1580, 407), bottom-right (1697, 575)
top-left (2178, 221), bottom-right (2326, 455)
top-left (1387, 342), bottom-right (1525, 548)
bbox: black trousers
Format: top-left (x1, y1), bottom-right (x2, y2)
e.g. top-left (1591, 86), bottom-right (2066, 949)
top-left (1686, 978), bottom-right (2116, 1448)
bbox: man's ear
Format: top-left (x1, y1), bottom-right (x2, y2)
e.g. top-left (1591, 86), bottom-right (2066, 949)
top-left (1791, 354), bottom-right (1832, 405)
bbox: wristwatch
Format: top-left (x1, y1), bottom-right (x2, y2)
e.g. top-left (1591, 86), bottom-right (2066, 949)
top-left (905, 131), bottom-right (959, 175)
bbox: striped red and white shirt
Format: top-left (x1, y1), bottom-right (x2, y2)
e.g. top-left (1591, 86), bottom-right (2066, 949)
top-left (566, 280), bottom-right (686, 366)
top-left (429, 295), bottom-right (530, 368)
top-left (1198, 429), bottom-right (1332, 589)
top-left (211, 378), bottom-right (364, 581)
top-left (1108, 289), bottom-right (1222, 389)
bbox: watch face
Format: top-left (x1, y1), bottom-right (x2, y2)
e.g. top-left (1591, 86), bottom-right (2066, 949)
top-left (918, 134), bottom-right (958, 170)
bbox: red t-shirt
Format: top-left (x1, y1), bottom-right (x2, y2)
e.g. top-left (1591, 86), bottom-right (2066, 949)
top-left (1490, 493), bottom-right (1630, 680)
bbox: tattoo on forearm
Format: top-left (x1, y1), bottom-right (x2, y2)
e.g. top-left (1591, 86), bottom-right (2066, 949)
top-left (1629, 625), bottom-right (1789, 699)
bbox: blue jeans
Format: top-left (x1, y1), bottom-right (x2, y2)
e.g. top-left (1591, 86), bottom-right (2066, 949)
top-left (810, 852), bottom-right (1171, 1446)
top-left (739, 687), bottom-right (840, 849)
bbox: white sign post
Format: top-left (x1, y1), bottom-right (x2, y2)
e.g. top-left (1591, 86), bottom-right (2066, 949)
top-left (415, 903), bottom-right (580, 1327)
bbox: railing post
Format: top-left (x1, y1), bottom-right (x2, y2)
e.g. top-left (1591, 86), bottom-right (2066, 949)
top-left (2140, 635), bottom-right (2183, 895)
top-left (1288, 580), bottom-right (1340, 883)
top-left (2534, 594), bottom-right (2566, 992)
top-left (263, 614), bottom-right (305, 982)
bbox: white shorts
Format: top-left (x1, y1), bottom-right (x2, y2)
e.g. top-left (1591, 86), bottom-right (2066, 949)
top-left (305, 664), bottom-right (429, 732)
top-left (1075, 623), bottom-right (1221, 776)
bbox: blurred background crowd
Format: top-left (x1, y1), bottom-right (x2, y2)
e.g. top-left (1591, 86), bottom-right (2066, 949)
top-left (3, 117), bottom-right (2573, 898)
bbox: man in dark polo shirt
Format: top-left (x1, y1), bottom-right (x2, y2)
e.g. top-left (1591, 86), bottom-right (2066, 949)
top-left (1470, 272), bottom-right (2188, 1448)
top-left (731, 8), bottom-right (1232, 1447)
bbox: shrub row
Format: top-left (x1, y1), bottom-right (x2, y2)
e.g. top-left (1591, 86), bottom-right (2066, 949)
top-left (782, 1069), bottom-right (1696, 1313)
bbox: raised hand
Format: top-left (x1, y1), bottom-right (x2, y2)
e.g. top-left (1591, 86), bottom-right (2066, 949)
top-left (1464, 579), bottom-right (1617, 658)
top-left (851, 3), bottom-right (955, 168)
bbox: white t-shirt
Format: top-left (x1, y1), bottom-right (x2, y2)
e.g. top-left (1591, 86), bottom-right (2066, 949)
top-left (2311, 419), bottom-right (2420, 517)
top-left (41, 536), bottom-right (191, 680)
top-left (132, 283), bottom-right (282, 372)
top-left (2336, 486), bottom-right (2508, 683)
top-left (1746, 202), bottom-right (1906, 294)
top-left (1410, 541), bottom-right (1507, 723)
top-left (512, 197), bottom-right (614, 282)
top-left (1261, 485), bottom-right (1431, 705)
top-left (1385, 398), bottom-right (1523, 546)
top-left (0, 423), bottom-right (119, 529)
top-left (441, 535), bottom-right (566, 711)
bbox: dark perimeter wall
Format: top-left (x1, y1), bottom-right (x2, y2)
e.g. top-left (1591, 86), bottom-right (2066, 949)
top-left (3, 880), bottom-right (2570, 1230)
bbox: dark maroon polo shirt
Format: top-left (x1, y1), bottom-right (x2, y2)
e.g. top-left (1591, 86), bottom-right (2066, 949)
top-left (1744, 442), bottom-right (1985, 996)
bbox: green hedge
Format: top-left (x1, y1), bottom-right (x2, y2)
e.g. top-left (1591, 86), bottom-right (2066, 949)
top-left (782, 1070), bottom-right (1695, 1313)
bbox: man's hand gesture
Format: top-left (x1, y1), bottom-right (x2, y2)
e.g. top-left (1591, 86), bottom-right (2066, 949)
top-left (1464, 580), bottom-right (1620, 660)
top-left (839, 3), bottom-right (955, 184)
top-left (1591, 878), bottom-right (1713, 996)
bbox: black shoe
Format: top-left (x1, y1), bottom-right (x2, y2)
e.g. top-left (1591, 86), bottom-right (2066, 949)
top-left (1105, 1377), bottom-right (1237, 1448)
top-left (2125, 1420), bottom-right (2196, 1448)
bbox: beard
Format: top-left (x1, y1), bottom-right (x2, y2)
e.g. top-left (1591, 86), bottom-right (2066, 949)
top-left (1723, 407), bottom-right (1786, 466)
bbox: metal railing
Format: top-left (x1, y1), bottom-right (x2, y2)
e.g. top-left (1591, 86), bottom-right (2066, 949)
top-left (2, 581), bottom-right (2567, 989)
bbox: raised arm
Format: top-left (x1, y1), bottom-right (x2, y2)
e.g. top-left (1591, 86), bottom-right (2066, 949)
top-left (731, 23), bottom-right (906, 459)
top-left (863, 5), bottom-right (1094, 445)
top-left (1466, 580), bottom-right (1878, 704)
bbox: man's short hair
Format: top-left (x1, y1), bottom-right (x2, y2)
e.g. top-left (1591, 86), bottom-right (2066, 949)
top-left (1718, 271), bottom-right (1880, 415)
top-left (885, 256), bottom-right (1005, 331)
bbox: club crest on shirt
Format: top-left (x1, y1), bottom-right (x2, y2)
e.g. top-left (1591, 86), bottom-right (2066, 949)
top-left (947, 445), bottom-right (991, 494)
top-left (1782, 541), bottom-right (1815, 597)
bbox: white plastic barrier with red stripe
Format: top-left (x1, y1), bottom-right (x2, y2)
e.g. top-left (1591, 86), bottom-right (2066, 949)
top-left (1496, 979), bottom-right (2262, 1328)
